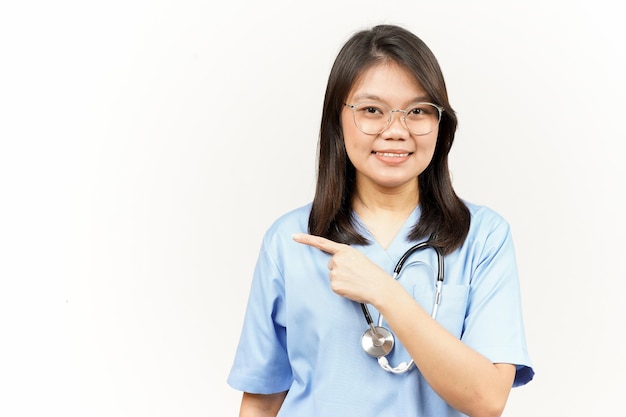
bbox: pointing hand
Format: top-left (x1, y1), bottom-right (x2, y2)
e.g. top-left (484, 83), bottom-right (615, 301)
top-left (292, 233), bottom-right (393, 304)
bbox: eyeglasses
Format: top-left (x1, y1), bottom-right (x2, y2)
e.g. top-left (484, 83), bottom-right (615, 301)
top-left (344, 101), bottom-right (444, 136)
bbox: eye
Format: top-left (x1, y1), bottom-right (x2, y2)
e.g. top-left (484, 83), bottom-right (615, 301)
top-left (356, 103), bottom-right (386, 118)
top-left (406, 103), bottom-right (438, 119)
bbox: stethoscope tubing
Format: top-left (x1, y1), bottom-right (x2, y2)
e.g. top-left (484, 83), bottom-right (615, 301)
top-left (359, 240), bottom-right (444, 374)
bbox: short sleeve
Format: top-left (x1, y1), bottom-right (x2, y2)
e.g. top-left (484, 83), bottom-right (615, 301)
top-left (461, 218), bottom-right (535, 387)
top-left (227, 240), bottom-right (293, 394)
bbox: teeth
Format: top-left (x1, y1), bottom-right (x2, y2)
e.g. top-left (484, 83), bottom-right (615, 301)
top-left (375, 152), bottom-right (410, 157)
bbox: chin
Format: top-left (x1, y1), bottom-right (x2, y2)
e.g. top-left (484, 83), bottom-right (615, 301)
top-left (374, 176), bottom-right (419, 190)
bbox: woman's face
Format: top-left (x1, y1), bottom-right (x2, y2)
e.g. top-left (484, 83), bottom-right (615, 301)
top-left (341, 62), bottom-right (439, 193)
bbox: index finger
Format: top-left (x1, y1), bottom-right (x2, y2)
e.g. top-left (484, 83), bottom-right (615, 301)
top-left (292, 233), bottom-right (345, 255)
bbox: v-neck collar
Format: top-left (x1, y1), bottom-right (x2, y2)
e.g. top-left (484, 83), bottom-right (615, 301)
top-left (353, 205), bottom-right (422, 272)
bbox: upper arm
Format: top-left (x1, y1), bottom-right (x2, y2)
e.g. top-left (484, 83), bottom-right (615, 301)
top-left (494, 363), bottom-right (516, 388)
top-left (461, 218), bottom-right (534, 386)
top-left (227, 245), bottom-right (293, 393)
top-left (239, 391), bottom-right (288, 417)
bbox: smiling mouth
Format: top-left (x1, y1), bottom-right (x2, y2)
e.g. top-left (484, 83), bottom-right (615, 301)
top-left (372, 151), bottom-right (412, 157)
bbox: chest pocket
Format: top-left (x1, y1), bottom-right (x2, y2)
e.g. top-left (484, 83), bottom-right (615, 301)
top-left (400, 261), bottom-right (469, 339)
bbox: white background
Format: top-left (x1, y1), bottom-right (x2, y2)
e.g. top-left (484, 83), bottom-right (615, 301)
top-left (1, 1), bottom-right (625, 416)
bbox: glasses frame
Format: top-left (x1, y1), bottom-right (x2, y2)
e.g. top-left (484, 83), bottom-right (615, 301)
top-left (343, 101), bottom-right (444, 136)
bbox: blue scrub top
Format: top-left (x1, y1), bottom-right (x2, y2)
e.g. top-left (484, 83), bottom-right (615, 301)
top-left (228, 202), bottom-right (534, 417)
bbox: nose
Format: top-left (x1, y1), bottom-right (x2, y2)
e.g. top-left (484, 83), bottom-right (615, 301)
top-left (382, 110), bottom-right (409, 138)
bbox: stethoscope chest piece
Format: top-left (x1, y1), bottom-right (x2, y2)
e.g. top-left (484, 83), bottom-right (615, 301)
top-left (358, 238), bottom-right (444, 374)
top-left (361, 326), bottom-right (394, 357)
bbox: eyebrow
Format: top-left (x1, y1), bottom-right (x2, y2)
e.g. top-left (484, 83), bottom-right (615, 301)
top-left (351, 93), bottom-right (432, 104)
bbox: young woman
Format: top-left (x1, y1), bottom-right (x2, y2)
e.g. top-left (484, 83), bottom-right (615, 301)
top-left (227, 24), bottom-right (534, 417)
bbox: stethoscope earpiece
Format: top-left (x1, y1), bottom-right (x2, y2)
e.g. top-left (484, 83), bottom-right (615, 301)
top-left (359, 239), bottom-right (444, 374)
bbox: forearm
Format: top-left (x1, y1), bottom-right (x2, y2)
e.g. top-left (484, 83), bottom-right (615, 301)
top-left (239, 391), bottom-right (287, 417)
top-left (376, 281), bottom-right (515, 417)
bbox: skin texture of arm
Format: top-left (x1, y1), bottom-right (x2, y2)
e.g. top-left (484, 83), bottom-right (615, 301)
top-left (379, 280), bottom-right (515, 417)
top-left (292, 232), bottom-right (516, 417)
top-left (239, 391), bottom-right (287, 417)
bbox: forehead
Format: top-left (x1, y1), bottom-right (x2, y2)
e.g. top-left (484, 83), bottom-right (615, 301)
top-left (347, 62), bottom-right (428, 103)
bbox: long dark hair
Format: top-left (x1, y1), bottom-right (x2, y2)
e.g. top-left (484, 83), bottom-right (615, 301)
top-left (308, 24), bottom-right (470, 254)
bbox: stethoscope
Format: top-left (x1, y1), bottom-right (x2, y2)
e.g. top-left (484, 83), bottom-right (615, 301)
top-left (360, 240), bottom-right (444, 374)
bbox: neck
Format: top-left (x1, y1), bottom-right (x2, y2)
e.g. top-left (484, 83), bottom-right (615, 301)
top-left (353, 178), bottom-right (419, 217)
top-left (352, 177), bottom-right (419, 249)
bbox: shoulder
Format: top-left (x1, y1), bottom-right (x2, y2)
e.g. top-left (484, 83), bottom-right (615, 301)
top-left (463, 200), bottom-right (513, 244)
top-left (265, 203), bottom-right (311, 235)
top-left (451, 202), bottom-right (520, 284)
top-left (260, 203), bottom-right (311, 249)
top-left (251, 203), bottom-right (313, 274)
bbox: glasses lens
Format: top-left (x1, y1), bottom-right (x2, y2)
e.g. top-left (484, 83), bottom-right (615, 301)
top-left (404, 103), bottom-right (441, 135)
top-left (352, 102), bottom-right (442, 135)
top-left (353, 103), bottom-right (389, 135)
